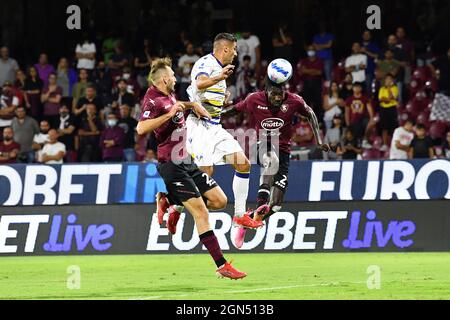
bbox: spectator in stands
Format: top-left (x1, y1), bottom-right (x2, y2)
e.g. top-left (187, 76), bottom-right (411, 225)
top-left (0, 46), bottom-right (19, 87)
top-left (71, 69), bottom-right (92, 111)
top-left (75, 33), bottom-right (96, 72)
top-left (177, 42), bottom-right (200, 101)
top-left (339, 73), bottom-right (354, 101)
top-left (396, 27), bottom-right (415, 64)
top-left (313, 22), bottom-right (334, 82)
top-left (323, 81), bottom-right (344, 130)
top-left (324, 114), bottom-right (344, 160)
top-left (236, 55), bottom-right (257, 99)
top-left (378, 74), bottom-right (399, 151)
top-left (345, 42), bottom-right (367, 87)
top-left (32, 120), bottom-right (50, 163)
top-left (40, 129), bottom-right (66, 164)
top-left (92, 61), bottom-right (113, 106)
top-left (336, 127), bottom-right (362, 159)
top-left (299, 44), bottom-right (324, 117)
top-left (237, 26), bottom-right (261, 76)
top-left (409, 124), bottom-right (434, 159)
top-left (102, 30), bottom-right (119, 64)
top-left (442, 131), bottom-right (450, 158)
top-left (13, 69), bottom-right (27, 106)
top-left (377, 49), bottom-right (401, 79)
top-left (109, 40), bottom-right (129, 78)
top-left (0, 81), bottom-right (20, 137)
top-left (292, 117), bottom-right (315, 148)
top-left (143, 149), bottom-right (158, 164)
top-left (11, 106), bottom-right (39, 162)
top-left (78, 103), bottom-right (102, 162)
top-left (361, 30), bottom-right (380, 94)
top-left (56, 58), bottom-right (77, 100)
top-left (100, 113), bottom-right (125, 162)
top-left (120, 66), bottom-right (141, 99)
top-left (118, 104), bottom-right (137, 162)
top-left (40, 73), bottom-right (62, 128)
top-left (429, 47), bottom-right (450, 96)
top-left (56, 104), bottom-right (76, 162)
top-left (35, 53), bottom-right (55, 87)
top-left (272, 22), bottom-right (294, 62)
top-left (108, 79), bottom-right (135, 118)
top-left (385, 35), bottom-right (408, 102)
top-left (24, 66), bottom-right (43, 120)
top-left (345, 82), bottom-right (375, 149)
top-left (134, 38), bottom-right (153, 90)
top-left (73, 84), bottom-right (102, 122)
top-left (389, 119), bottom-right (415, 160)
top-left (0, 126), bottom-right (20, 163)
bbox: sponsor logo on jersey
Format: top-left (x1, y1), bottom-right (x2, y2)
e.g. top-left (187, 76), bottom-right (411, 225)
top-left (172, 111), bottom-right (185, 124)
top-left (257, 105), bottom-right (268, 110)
top-left (261, 118), bottom-right (285, 131)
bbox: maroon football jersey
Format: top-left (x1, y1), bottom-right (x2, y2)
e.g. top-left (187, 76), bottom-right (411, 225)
top-left (235, 91), bottom-right (311, 153)
top-left (139, 86), bottom-right (187, 162)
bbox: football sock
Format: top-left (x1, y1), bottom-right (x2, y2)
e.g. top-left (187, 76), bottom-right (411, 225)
top-left (199, 230), bottom-right (227, 268)
top-left (257, 184), bottom-right (271, 207)
top-left (233, 171), bottom-right (250, 217)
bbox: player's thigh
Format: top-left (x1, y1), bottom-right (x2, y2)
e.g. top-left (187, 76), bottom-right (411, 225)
top-left (224, 151), bottom-right (250, 172)
top-left (214, 127), bottom-right (246, 167)
top-left (182, 197), bottom-right (210, 234)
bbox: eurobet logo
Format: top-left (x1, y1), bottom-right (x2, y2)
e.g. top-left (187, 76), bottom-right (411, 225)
top-left (0, 214), bottom-right (114, 254)
top-left (146, 210), bottom-right (416, 252)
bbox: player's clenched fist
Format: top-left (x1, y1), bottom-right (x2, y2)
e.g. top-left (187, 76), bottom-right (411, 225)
top-left (220, 65), bottom-right (235, 80)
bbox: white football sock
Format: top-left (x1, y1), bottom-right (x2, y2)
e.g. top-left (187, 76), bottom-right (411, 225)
top-left (233, 171), bottom-right (250, 217)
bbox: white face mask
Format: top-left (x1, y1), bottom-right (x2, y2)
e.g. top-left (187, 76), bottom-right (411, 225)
top-left (307, 50), bottom-right (316, 57)
top-left (108, 119), bottom-right (117, 127)
top-left (123, 73), bottom-right (131, 80)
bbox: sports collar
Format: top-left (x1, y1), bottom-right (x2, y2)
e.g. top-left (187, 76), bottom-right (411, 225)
top-left (210, 53), bottom-right (224, 68)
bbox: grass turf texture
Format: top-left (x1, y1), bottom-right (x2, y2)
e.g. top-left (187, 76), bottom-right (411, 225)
top-left (1, 253), bottom-right (449, 300)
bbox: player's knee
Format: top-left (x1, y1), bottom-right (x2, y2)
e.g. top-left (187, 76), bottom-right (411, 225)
top-left (235, 159), bottom-right (251, 173)
top-left (207, 193), bottom-right (227, 210)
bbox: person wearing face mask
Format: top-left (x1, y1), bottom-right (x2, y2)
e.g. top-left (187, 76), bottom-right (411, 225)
top-left (0, 126), bottom-right (20, 163)
top-left (32, 120), bottom-right (51, 163)
top-left (299, 44), bottom-right (324, 120)
top-left (56, 104), bottom-right (76, 162)
top-left (11, 106), bottom-right (39, 163)
top-left (120, 67), bottom-right (140, 99)
top-left (99, 113), bottom-right (125, 162)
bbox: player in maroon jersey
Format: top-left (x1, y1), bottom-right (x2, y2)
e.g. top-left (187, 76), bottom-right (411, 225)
top-left (223, 76), bottom-right (332, 248)
top-left (137, 58), bottom-right (246, 279)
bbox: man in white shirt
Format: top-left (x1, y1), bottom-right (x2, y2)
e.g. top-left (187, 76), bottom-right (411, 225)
top-left (177, 42), bottom-right (200, 100)
top-left (237, 28), bottom-right (261, 73)
top-left (390, 119), bottom-right (415, 160)
top-left (33, 120), bottom-right (50, 162)
top-left (345, 42), bottom-right (367, 84)
top-left (40, 129), bottom-right (66, 164)
top-left (0, 82), bottom-right (19, 132)
top-left (76, 37), bottom-right (96, 70)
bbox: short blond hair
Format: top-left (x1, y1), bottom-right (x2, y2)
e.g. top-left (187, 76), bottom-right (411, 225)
top-left (148, 57), bottom-right (172, 85)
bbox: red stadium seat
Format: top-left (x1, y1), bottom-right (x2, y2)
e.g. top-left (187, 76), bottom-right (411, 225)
top-left (362, 149), bottom-right (381, 160)
top-left (412, 67), bottom-right (431, 82)
top-left (416, 111), bottom-right (431, 129)
top-left (429, 121), bottom-right (447, 140)
top-left (406, 99), bottom-right (425, 118)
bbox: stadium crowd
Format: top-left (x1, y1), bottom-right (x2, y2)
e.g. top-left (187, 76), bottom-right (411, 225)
top-left (0, 23), bottom-right (449, 164)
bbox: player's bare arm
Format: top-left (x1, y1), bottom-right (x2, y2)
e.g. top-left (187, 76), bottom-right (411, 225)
top-left (136, 103), bottom-right (184, 135)
top-left (196, 65), bottom-right (235, 90)
top-left (179, 101), bottom-right (211, 119)
top-left (305, 105), bottom-right (331, 152)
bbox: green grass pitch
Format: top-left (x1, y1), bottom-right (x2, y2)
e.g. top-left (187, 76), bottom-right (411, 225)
top-left (1, 253), bottom-right (450, 300)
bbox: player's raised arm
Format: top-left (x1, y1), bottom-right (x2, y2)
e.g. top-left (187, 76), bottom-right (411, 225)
top-left (196, 65), bottom-right (234, 90)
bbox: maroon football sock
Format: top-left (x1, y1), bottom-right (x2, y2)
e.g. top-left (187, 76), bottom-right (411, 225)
top-left (199, 230), bottom-right (227, 268)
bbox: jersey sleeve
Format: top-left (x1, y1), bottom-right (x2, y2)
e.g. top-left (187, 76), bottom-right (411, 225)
top-left (139, 95), bottom-right (162, 121)
top-left (192, 57), bottom-right (213, 81)
top-left (234, 93), bottom-right (254, 113)
top-left (293, 94), bottom-right (311, 117)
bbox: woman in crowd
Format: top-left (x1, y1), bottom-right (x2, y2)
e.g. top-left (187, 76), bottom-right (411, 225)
top-left (323, 81), bottom-right (344, 130)
top-left (24, 66), bottom-right (43, 121)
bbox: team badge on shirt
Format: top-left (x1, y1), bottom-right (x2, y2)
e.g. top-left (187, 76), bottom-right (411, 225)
top-left (281, 104), bottom-right (289, 113)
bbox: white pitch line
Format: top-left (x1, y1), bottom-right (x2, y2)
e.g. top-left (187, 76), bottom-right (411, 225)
top-left (130, 281), bottom-right (367, 300)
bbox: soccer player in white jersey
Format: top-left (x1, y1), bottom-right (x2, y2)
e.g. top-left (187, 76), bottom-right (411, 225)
top-left (156, 33), bottom-right (268, 233)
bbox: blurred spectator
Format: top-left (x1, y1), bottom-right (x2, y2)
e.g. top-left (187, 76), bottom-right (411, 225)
top-left (324, 114), bottom-right (344, 160)
top-left (118, 104), bottom-right (137, 162)
top-left (120, 66), bottom-right (141, 99)
top-left (108, 79), bottom-right (135, 118)
top-left (109, 41), bottom-right (129, 77)
top-left (409, 124), bottom-right (434, 159)
top-left (377, 49), bottom-right (401, 80)
top-left (429, 47), bottom-right (450, 96)
top-left (292, 117), bottom-right (315, 148)
top-left (56, 58), bottom-right (77, 99)
top-left (11, 106), bottom-right (39, 162)
top-left (236, 55), bottom-right (256, 99)
top-left (177, 42), bottom-right (200, 101)
top-left (134, 38), bottom-right (153, 90)
top-left (34, 53), bottom-right (55, 87)
top-left (272, 22), bottom-right (294, 62)
top-left (0, 46), bottom-right (19, 87)
top-left (13, 69), bottom-right (27, 106)
top-left (339, 73), bottom-right (354, 101)
top-left (378, 74), bottom-right (399, 151)
top-left (322, 81), bottom-right (344, 130)
top-left (360, 30), bottom-right (380, 94)
top-left (24, 66), bottom-right (43, 120)
top-left (75, 33), bottom-right (96, 72)
top-left (442, 131), bottom-right (450, 158)
top-left (32, 120), bottom-right (50, 163)
top-left (313, 23), bottom-right (334, 82)
top-left (344, 82), bottom-right (375, 148)
top-left (73, 85), bottom-right (102, 122)
top-left (0, 126), bottom-right (20, 163)
top-left (92, 61), bottom-right (113, 106)
top-left (71, 69), bottom-right (92, 111)
top-left (56, 104), bottom-right (76, 162)
top-left (102, 31), bottom-right (119, 64)
top-left (0, 82), bottom-right (20, 137)
top-left (40, 129), bottom-right (66, 164)
top-left (395, 27), bottom-right (415, 64)
top-left (78, 103), bottom-right (102, 162)
top-left (336, 127), bottom-right (362, 159)
top-left (100, 113), bottom-right (125, 162)
top-left (237, 27), bottom-right (261, 76)
top-left (299, 44), bottom-right (324, 115)
top-left (143, 149), bottom-right (158, 164)
top-left (385, 35), bottom-right (408, 101)
top-left (389, 119), bottom-right (415, 160)
top-left (40, 73), bottom-right (62, 128)
top-left (345, 42), bottom-right (367, 86)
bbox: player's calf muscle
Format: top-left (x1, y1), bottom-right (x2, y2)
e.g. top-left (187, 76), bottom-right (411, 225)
top-left (204, 188), bottom-right (227, 210)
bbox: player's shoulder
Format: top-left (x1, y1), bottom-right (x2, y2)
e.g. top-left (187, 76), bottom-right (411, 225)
top-left (143, 87), bottom-right (165, 108)
top-left (286, 92), bottom-right (306, 104)
top-left (245, 91), bottom-right (265, 103)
